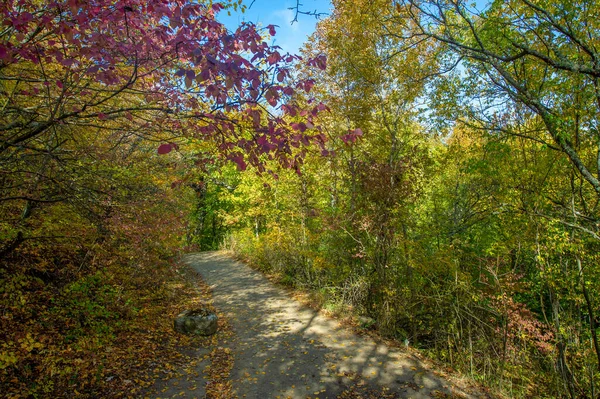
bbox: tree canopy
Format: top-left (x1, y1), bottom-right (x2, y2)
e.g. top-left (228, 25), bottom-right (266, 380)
top-left (2, 0), bottom-right (600, 398)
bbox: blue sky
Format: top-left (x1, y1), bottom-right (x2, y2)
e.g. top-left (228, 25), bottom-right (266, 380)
top-left (218, 0), bottom-right (333, 55)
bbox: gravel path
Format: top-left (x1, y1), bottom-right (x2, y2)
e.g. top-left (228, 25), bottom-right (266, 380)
top-left (175, 251), bottom-right (487, 399)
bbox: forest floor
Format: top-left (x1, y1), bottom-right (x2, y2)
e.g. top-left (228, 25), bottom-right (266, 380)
top-left (150, 251), bottom-right (493, 399)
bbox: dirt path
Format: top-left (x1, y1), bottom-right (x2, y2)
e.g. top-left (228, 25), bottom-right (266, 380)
top-left (163, 251), bottom-right (489, 399)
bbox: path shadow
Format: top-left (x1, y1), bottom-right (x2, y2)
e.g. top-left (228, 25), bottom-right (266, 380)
top-left (181, 252), bottom-right (481, 399)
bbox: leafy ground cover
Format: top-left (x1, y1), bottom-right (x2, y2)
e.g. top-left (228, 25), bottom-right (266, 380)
top-left (0, 226), bottom-right (222, 398)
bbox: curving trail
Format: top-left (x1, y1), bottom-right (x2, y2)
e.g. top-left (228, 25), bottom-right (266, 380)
top-left (178, 251), bottom-right (488, 399)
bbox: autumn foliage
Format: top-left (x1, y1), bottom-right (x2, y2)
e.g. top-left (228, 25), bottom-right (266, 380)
top-left (4, 0), bottom-right (600, 398)
top-left (0, 0), bottom-right (326, 396)
top-left (192, 0), bottom-right (600, 398)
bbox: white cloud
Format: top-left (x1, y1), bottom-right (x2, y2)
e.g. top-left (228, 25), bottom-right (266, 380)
top-left (271, 8), bottom-right (301, 32)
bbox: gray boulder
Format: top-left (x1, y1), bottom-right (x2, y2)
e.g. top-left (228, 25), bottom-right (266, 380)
top-left (174, 308), bottom-right (218, 336)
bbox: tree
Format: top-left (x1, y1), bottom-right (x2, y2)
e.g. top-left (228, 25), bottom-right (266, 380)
top-left (390, 0), bottom-right (600, 388)
top-left (0, 0), bottom-right (320, 159)
top-left (223, 1), bottom-right (600, 396)
top-left (394, 0), bottom-right (600, 198)
top-left (0, 0), bottom-right (327, 255)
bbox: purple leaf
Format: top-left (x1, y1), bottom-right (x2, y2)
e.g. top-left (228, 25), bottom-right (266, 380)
top-left (158, 143), bottom-right (172, 154)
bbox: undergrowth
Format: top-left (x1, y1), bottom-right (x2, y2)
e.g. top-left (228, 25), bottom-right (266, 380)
top-left (1, 234), bottom-right (212, 398)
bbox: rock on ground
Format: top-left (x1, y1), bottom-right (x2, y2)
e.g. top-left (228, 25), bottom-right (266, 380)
top-left (174, 308), bottom-right (218, 336)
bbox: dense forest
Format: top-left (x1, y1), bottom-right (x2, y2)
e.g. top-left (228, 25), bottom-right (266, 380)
top-left (2, 0), bottom-right (600, 398)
